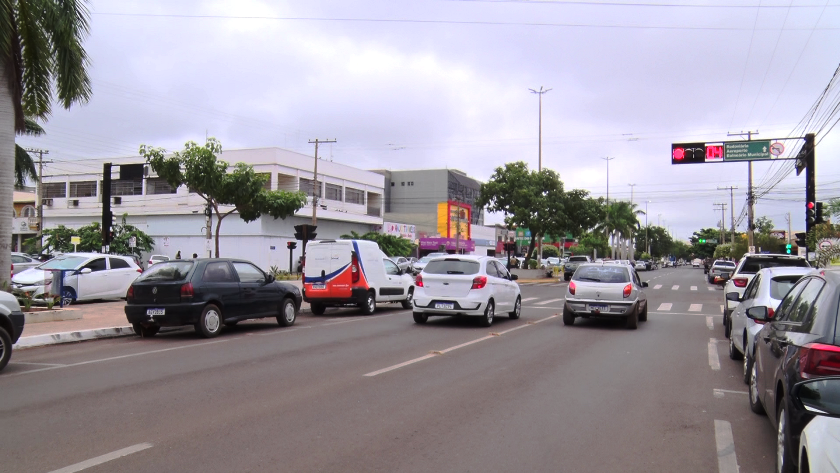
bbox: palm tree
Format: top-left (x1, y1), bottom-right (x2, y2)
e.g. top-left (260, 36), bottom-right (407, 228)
top-left (15, 118), bottom-right (44, 188)
top-left (596, 202), bottom-right (644, 259)
top-left (1, 0), bottom-right (92, 286)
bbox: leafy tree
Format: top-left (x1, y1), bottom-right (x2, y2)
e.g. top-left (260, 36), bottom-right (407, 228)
top-left (595, 201), bottom-right (643, 259)
top-left (689, 228), bottom-right (720, 259)
top-left (636, 225), bottom-right (673, 258)
top-left (827, 198), bottom-right (840, 220)
top-left (714, 244), bottom-right (732, 259)
top-left (141, 139), bottom-right (308, 257)
top-left (572, 231), bottom-right (609, 258)
top-left (755, 216), bottom-right (774, 235)
top-left (539, 244), bottom-right (559, 258)
top-left (1, 0), bottom-right (93, 288)
top-left (109, 214), bottom-right (155, 256)
top-left (33, 215), bottom-right (154, 255)
top-left (339, 231), bottom-right (415, 257)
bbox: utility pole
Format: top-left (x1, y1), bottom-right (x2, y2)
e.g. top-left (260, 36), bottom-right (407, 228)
top-left (308, 138), bottom-right (336, 225)
top-left (602, 157), bottom-right (615, 258)
top-left (718, 185), bottom-right (738, 247)
top-left (728, 131), bottom-right (758, 249)
top-left (529, 86), bottom-right (551, 172)
top-left (25, 148), bottom-right (51, 240)
top-left (713, 203), bottom-right (727, 244)
top-left (628, 183), bottom-right (636, 205)
top-left (645, 201), bottom-right (650, 256)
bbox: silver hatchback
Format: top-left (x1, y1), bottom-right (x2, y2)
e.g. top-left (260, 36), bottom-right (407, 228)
top-left (563, 263), bottom-right (649, 329)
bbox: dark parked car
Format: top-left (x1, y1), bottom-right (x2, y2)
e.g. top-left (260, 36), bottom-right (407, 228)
top-left (125, 259), bottom-right (302, 338)
top-left (746, 269), bottom-right (840, 473)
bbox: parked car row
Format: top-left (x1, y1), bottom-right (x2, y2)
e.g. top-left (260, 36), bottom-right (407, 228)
top-left (720, 254), bottom-right (840, 472)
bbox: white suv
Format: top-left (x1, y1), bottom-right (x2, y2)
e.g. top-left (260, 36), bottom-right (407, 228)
top-left (722, 253), bottom-right (810, 338)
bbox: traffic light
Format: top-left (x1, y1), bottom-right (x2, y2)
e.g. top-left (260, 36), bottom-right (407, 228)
top-left (815, 202), bottom-right (825, 224)
top-left (286, 241), bottom-right (297, 250)
top-left (293, 224), bottom-right (317, 242)
top-left (698, 238), bottom-right (706, 243)
top-left (807, 202), bottom-right (816, 228)
top-left (785, 243), bottom-right (792, 254)
top-left (795, 232), bottom-right (807, 249)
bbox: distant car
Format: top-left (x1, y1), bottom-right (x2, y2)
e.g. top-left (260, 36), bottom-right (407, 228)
top-left (725, 267), bottom-right (811, 384)
top-left (634, 261), bottom-right (646, 271)
top-left (147, 255), bottom-right (170, 267)
top-left (11, 253), bottom-right (143, 306)
top-left (412, 255), bottom-right (521, 326)
top-left (563, 255), bottom-right (592, 281)
top-left (692, 258), bottom-right (701, 268)
top-left (796, 377), bottom-right (840, 473)
top-left (125, 258), bottom-right (301, 338)
top-left (0, 290), bottom-right (25, 371)
top-left (563, 262), bottom-right (649, 329)
top-left (393, 257), bottom-right (412, 273)
top-left (11, 252), bottom-right (40, 276)
top-left (708, 260), bottom-right (736, 284)
top-left (412, 253), bottom-right (447, 274)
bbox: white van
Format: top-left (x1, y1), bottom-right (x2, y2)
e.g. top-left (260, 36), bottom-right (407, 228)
top-left (302, 239), bottom-right (415, 315)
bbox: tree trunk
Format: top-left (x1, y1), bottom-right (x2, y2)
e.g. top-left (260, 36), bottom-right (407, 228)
top-left (0, 60), bottom-right (14, 288)
top-left (524, 234), bottom-right (537, 266)
top-left (214, 214), bottom-right (226, 258)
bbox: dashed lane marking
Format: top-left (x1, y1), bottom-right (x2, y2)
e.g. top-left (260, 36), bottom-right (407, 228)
top-left (48, 443), bottom-right (153, 473)
top-left (689, 304), bottom-right (703, 312)
top-left (691, 286), bottom-right (698, 291)
top-left (708, 338), bottom-right (720, 371)
top-left (672, 285), bottom-right (680, 290)
top-left (654, 284), bottom-right (663, 290)
top-left (657, 303), bottom-right (672, 311)
top-left (706, 316), bottom-right (714, 330)
top-left (537, 298), bottom-right (564, 305)
top-left (720, 304), bottom-right (725, 312)
top-left (522, 297), bottom-right (539, 302)
top-left (714, 420), bottom-right (740, 473)
top-left (713, 389), bottom-right (748, 398)
top-left (708, 287), bottom-right (715, 291)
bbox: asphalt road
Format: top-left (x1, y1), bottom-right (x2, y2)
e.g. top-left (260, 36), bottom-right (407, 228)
top-left (1, 266), bottom-right (777, 472)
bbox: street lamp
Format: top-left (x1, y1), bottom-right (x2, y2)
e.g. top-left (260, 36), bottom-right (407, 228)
top-left (645, 201), bottom-right (650, 256)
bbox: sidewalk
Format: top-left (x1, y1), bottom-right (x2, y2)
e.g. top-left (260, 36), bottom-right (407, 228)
top-left (14, 279), bottom-right (308, 350)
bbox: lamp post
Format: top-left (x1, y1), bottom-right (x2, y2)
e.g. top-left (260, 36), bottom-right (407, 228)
top-left (645, 201), bottom-right (650, 256)
top-left (602, 157), bottom-right (615, 258)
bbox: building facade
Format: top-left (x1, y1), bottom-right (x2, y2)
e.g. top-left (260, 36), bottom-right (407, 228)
top-left (39, 147), bottom-right (385, 271)
top-left (11, 191), bottom-right (38, 252)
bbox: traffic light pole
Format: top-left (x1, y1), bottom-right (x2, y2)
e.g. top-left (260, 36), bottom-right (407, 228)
top-left (805, 133), bottom-right (816, 233)
top-left (102, 163), bottom-right (112, 252)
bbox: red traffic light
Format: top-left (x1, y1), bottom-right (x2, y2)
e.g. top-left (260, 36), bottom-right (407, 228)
top-left (807, 202), bottom-right (815, 209)
top-left (673, 148), bottom-right (685, 161)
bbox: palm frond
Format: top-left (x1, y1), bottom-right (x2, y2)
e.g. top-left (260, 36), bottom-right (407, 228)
top-left (15, 144), bottom-right (38, 188)
top-left (17, 0), bottom-right (54, 118)
top-left (1, 1), bottom-right (26, 131)
top-left (45, 0), bottom-right (92, 108)
top-left (22, 116), bottom-right (45, 135)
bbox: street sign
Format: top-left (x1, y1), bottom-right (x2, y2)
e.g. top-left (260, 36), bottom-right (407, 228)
top-left (770, 142), bottom-right (785, 156)
top-left (70, 236), bottom-right (81, 245)
top-left (163, 236), bottom-right (170, 247)
top-left (129, 236), bottom-right (136, 248)
top-left (819, 240), bottom-right (833, 250)
top-left (798, 247), bottom-right (807, 257)
top-left (748, 246), bottom-right (756, 254)
top-left (707, 238), bottom-right (718, 244)
top-left (205, 239), bottom-right (213, 250)
top-left (724, 141), bottom-right (771, 162)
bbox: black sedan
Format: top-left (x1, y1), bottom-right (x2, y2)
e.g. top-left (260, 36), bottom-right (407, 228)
top-left (125, 258), bottom-right (302, 338)
top-left (746, 269), bottom-right (840, 473)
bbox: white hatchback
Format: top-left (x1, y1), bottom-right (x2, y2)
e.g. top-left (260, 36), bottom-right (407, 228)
top-left (412, 255), bottom-right (521, 326)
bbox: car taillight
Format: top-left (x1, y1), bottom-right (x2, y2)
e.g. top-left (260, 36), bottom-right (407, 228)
top-left (415, 274), bottom-right (424, 287)
top-left (733, 278), bottom-right (748, 288)
top-left (136, 268), bottom-right (143, 273)
top-left (569, 281), bottom-right (576, 295)
top-left (799, 343), bottom-right (840, 379)
top-left (471, 276), bottom-right (487, 290)
top-left (126, 286), bottom-right (134, 302)
top-left (623, 284), bottom-right (632, 298)
top-left (180, 282), bottom-right (194, 300)
top-left (351, 254), bottom-right (360, 283)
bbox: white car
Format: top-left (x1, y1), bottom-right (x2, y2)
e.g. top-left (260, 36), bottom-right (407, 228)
top-left (412, 255), bottom-right (521, 326)
top-left (634, 261), bottom-right (646, 271)
top-left (10, 253), bottom-right (142, 305)
top-left (147, 254), bottom-right (170, 267)
top-left (725, 267), bottom-right (811, 384)
top-left (411, 253), bottom-right (447, 275)
top-left (11, 252), bottom-right (40, 276)
top-left (796, 377), bottom-right (840, 473)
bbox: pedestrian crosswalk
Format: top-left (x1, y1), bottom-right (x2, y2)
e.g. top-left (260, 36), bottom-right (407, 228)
top-left (517, 295), bottom-right (721, 314)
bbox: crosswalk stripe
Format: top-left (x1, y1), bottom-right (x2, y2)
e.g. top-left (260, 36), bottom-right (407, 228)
top-left (672, 285), bottom-right (679, 290)
top-left (708, 287), bottom-right (715, 291)
top-left (522, 297), bottom-right (539, 302)
top-left (654, 284), bottom-right (662, 290)
top-left (658, 303), bottom-right (672, 311)
top-left (720, 304), bottom-right (725, 312)
top-left (691, 286), bottom-right (698, 291)
top-left (689, 304), bottom-right (702, 312)
top-left (537, 298), bottom-right (564, 305)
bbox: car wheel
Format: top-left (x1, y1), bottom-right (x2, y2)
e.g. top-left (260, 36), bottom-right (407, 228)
top-left (61, 287), bottom-right (76, 307)
top-left (743, 346), bottom-right (753, 385)
top-left (723, 314), bottom-right (730, 339)
top-left (0, 326), bottom-right (12, 372)
top-left (480, 300), bottom-right (494, 327)
top-left (509, 296), bottom-right (521, 319)
top-left (749, 361), bottom-right (766, 415)
top-left (638, 302), bottom-right (648, 322)
top-left (132, 323), bottom-right (160, 338)
top-left (401, 288), bottom-right (414, 310)
top-left (360, 292), bottom-right (376, 315)
top-left (776, 402), bottom-right (796, 473)
top-left (729, 333), bottom-right (742, 360)
top-left (309, 303), bottom-right (326, 315)
top-left (562, 307), bottom-right (575, 326)
top-left (413, 311), bottom-right (428, 324)
top-left (626, 306), bottom-right (639, 330)
top-left (195, 304), bottom-right (223, 338)
top-left (277, 298), bottom-right (296, 327)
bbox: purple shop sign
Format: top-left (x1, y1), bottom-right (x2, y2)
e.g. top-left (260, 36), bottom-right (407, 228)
top-left (419, 237), bottom-right (475, 251)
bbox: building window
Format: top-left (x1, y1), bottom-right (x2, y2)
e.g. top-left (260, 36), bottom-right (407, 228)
top-left (42, 182), bottom-right (67, 198)
top-left (325, 183), bottom-right (342, 201)
top-left (257, 172), bottom-right (272, 191)
top-left (346, 187), bottom-right (365, 205)
top-left (147, 177), bottom-right (177, 195)
top-left (21, 206), bottom-right (36, 217)
top-left (300, 178), bottom-right (320, 197)
top-left (69, 181), bottom-right (97, 198)
top-left (111, 179), bottom-right (143, 196)
top-left (390, 182), bottom-right (395, 187)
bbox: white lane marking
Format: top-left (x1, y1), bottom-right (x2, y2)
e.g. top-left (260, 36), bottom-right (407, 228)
top-left (708, 338), bottom-right (721, 371)
top-left (720, 304), bottom-right (725, 313)
top-left (522, 297), bottom-right (539, 302)
top-left (8, 339), bottom-right (231, 377)
top-left (653, 284), bottom-right (663, 290)
top-left (689, 304), bottom-right (703, 312)
top-left (657, 303), bottom-right (672, 311)
top-left (364, 316), bottom-right (556, 377)
top-left (537, 298), bottom-right (564, 305)
top-left (706, 316), bottom-right (714, 330)
top-left (549, 283), bottom-right (564, 287)
top-left (11, 361), bottom-right (66, 367)
top-left (671, 285), bottom-right (679, 290)
top-left (713, 389), bottom-right (749, 398)
top-left (655, 311), bottom-right (721, 316)
top-left (48, 443), bottom-right (153, 473)
top-left (714, 420), bottom-right (740, 473)
top-left (691, 286), bottom-right (698, 291)
top-left (708, 287), bottom-right (715, 291)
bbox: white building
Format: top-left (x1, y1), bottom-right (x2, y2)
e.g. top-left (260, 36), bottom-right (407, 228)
top-left (40, 147), bottom-right (385, 270)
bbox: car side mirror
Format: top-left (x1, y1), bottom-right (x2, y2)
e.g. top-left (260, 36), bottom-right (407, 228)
top-left (511, 274), bottom-right (519, 281)
top-left (793, 378), bottom-right (840, 417)
top-left (746, 306), bottom-right (770, 321)
top-left (641, 281), bottom-right (649, 288)
top-left (725, 292), bottom-right (741, 302)
top-left (79, 268), bottom-right (92, 275)
top-left (266, 273), bottom-right (275, 283)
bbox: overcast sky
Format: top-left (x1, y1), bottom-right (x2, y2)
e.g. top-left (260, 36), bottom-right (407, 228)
top-left (16, 0), bottom-right (840, 241)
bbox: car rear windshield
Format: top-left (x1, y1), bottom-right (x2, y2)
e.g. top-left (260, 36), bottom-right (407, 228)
top-left (573, 266), bottom-right (630, 283)
top-left (136, 262), bottom-right (194, 282)
top-left (39, 255), bottom-right (88, 270)
top-left (740, 257), bottom-right (809, 275)
top-left (423, 259), bottom-right (480, 275)
top-left (770, 276), bottom-right (804, 300)
top-left (569, 256), bottom-right (588, 262)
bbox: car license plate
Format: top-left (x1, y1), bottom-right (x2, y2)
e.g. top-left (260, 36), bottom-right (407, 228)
top-left (589, 304), bottom-right (608, 312)
top-left (435, 302), bottom-right (455, 310)
top-left (146, 308), bottom-right (165, 316)
top-left (312, 283), bottom-right (326, 290)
